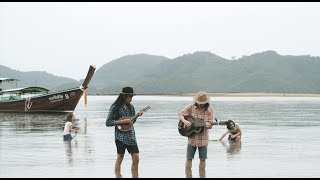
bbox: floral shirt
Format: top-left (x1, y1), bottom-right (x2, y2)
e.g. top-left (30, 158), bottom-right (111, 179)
top-left (179, 104), bottom-right (214, 147)
top-left (106, 104), bottom-right (137, 146)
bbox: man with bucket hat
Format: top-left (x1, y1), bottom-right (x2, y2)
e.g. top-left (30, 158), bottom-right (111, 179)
top-left (106, 86), bottom-right (143, 177)
top-left (178, 91), bottom-right (214, 176)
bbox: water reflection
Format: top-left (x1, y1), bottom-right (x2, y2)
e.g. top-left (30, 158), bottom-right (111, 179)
top-left (83, 118), bottom-right (87, 134)
top-left (220, 141), bottom-right (242, 156)
top-left (0, 112), bottom-right (67, 132)
top-left (81, 118), bottom-right (95, 165)
top-left (64, 139), bottom-right (78, 166)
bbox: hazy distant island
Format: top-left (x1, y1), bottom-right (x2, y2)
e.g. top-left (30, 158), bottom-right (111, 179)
top-left (1, 50), bottom-right (320, 96)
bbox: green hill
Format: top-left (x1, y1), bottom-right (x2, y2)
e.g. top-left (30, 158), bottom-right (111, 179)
top-left (0, 65), bottom-right (80, 91)
top-left (2, 50), bottom-right (320, 94)
top-left (90, 51), bottom-right (320, 94)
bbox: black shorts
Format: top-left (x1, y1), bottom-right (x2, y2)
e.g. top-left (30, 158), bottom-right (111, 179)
top-left (115, 140), bottom-right (139, 155)
top-left (228, 135), bottom-right (236, 141)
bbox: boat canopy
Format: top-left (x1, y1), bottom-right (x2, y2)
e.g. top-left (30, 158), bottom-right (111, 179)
top-left (0, 78), bottom-right (19, 83)
top-left (0, 86), bottom-right (49, 95)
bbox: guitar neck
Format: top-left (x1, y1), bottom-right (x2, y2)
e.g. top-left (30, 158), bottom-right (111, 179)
top-left (130, 106), bottom-right (150, 123)
top-left (211, 120), bottom-right (227, 125)
top-left (130, 113), bottom-right (140, 122)
top-left (194, 120), bottom-right (227, 127)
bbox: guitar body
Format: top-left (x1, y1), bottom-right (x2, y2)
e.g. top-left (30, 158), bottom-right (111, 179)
top-left (116, 106), bottom-right (151, 132)
top-left (178, 115), bottom-right (205, 137)
top-left (116, 116), bottom-right (133, 132)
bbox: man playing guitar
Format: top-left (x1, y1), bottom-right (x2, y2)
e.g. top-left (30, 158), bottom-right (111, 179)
top-left (178, 91), bottom-right (214, 175)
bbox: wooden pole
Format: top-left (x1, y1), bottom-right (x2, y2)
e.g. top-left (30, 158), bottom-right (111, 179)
top-left (81, 65), bottom-right (96, 90)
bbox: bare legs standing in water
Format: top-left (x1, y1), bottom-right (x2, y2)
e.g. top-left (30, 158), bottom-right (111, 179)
top-left (185, 159), bottom-right (192, 178)
top-left (114, 152), bottom-right (139, 178)
top-left (179, 91), bottom-right (214, 179)
top-left (185, 166), bottom-right (192, 178)
top-left (185, 158), bottom-right (206, 178)
top-left (105, 87), bottom-right (143, 178)
top-left (199, 165), bottom-right (206, 178)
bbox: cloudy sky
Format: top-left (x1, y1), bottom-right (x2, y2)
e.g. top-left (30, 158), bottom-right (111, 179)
top-left (1, 2), bottom-right (320, 80)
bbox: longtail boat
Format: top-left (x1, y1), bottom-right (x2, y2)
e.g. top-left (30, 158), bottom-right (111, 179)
top-left (0, 65), bottom-right (96, 113)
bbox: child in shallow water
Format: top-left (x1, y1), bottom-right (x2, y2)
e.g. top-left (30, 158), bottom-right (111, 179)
top-left (62, 113), bottom-right (78, 141)
top-left (218, 120), bottom-right (242, 141)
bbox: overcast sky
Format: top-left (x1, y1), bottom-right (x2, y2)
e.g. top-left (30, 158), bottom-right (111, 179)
top-left (1, 2), bottom-right (320, 80)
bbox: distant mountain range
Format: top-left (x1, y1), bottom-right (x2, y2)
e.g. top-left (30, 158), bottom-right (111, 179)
top-left (0, 65), bottom-right (80, 91)
top-left (1, 50), bottom-right (320, 94)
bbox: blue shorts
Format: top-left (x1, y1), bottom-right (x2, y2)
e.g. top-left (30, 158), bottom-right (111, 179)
top-left (186, 144), bottom-right (208, 160)
top-left (63, 134), bottom-right (73, 141)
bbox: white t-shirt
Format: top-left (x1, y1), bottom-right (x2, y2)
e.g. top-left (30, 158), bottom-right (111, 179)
top-left (63, 121), bottom-right (72, 135)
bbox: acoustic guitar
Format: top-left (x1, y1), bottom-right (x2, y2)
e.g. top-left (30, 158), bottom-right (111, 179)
top-left (178, 115), bottom-right (225, 137)
top-left (116, 106), bottom-right (151, 132)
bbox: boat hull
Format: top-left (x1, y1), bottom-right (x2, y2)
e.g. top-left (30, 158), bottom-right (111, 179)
top-left (0, 88), bottom-right (84, 113)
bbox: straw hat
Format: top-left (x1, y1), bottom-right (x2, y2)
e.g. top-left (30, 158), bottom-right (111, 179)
top-left (193, 91), bottom-right (210, 104)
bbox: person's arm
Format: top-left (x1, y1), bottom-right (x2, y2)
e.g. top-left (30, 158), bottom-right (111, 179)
top-left (67, 122), bottom-right (78, 133)
top-left (219, 140), bottom-right (227, 148)
top-left (132, 105), bottom-right (144, 124)
top-left (106, 106), bottom-right (132, 126)
top-left (106, 105), bottom-right (120, 126)
top-left (137, 110), bottom-right (144, 116)
top-left (178, 105), bottom-right (192, 127)
top-left (218, 131), bottom-right (229, 141)
top-left (71, 124), bottom-right (78, 132)
top-left (231, 124), bottom-right (242, 138)
top-left (116, 119), bottom-right (132, 125)
top-left (205, 107), bottom-right (214, 129)
top-left (133, 110), bottom-right (144, 124)
top-left (178, 115), bottom-right (189, 124)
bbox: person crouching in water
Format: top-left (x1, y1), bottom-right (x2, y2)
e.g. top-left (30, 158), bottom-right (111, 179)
top-left (63, 113), bottom-right (78, 141)
top-left (218, 120), bottom-right (242, 141)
